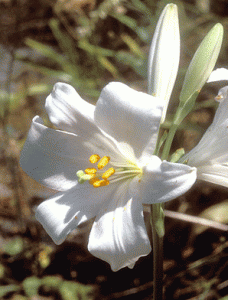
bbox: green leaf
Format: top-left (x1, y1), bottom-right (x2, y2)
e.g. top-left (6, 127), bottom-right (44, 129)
top-left (49, 18), bottom-right (79, 67)
top-left (25, 39), bottom-right (78, 80)
top-left (0, 264), bottom-right (5, 278)
top-left (115, 52), bottom-right (147, 77)
top-left (60, 281), bottom-right (93, 300)
top-left (41, 276), bottom-right (62, 288)
top-left (78, 39), bottom-right (114, 57)
top-left (130, 0), bottom-right (153, 17)
top-left (170, 148), bottom-right (185, 163)
top-left (0, 285), bottom-right (20, 297)
top-left (110, 12), bottom-right (147, 41)
top-left (121, 34), bottom-right (145, 58)
top-left (27, 83), bottom-right (53, 96)
top-left (4, 237), bottom-right (24, 256)
top-left (21, 61), bottom-right (73, 82)
top-left (23, 277), bottom-right (41, 297)
top-left (25, 38), bottom-right (68, 66)
top-left (11, 296), bottom-right (28, 300)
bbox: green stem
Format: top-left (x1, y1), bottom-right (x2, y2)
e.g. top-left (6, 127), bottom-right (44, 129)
top-left (150, 204), bottom-right (164, 300)
top-left (161, 123), bottom-right (178, 160)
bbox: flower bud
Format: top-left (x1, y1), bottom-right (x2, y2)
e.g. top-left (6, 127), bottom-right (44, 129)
top-left (148, 3), bottom-right (180, 123)
top-left (180, 23), bottom-right (223, 105)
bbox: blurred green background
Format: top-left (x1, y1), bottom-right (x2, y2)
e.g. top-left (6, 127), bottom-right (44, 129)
top-left (1, 0), bottom-right (228, 299)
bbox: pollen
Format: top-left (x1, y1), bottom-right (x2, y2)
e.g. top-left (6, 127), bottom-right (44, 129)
top-left (92, 179), bottom-right (109, 188)
top-left (102, 167), bottom-right (115, 179)
top-left (97, 156), bottom-right (110, 169)
top-left (85, 168), bottom-right (97, 175)
top-left (89, 154), bottom-right (100, 164)
top-left (77, 154), bottom-right (115, 188)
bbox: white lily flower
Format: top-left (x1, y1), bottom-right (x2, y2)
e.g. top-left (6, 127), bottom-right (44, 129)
top-left (20, 82), bottom-right (196, 271)
top-left (181, 85), bottom-right (228, 187)
top-left (207, 67), bottom-right (228, 83)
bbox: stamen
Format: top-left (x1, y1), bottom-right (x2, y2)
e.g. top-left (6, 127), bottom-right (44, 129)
top-left (77, 153), bottom-right (141, 188)
top-left (102, 167), bottom-right (115, 179)
top-left (89, 154), bottom-right (100, 163)
top-left (89, 177), bottom-right (99, 185)
top-left (93, 179), bottom-right (109, 188)
top-left (97, 156), bottom-right (110, 169)
top-left (85, 168), bottom-right (97, 175)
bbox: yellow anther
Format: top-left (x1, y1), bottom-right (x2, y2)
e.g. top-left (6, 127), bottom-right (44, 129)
top-left (102, 167), bottom-right (115, 180)
top-left (93, 179), bottom-right (109, 188)
top-left (89, 177), bottom-right (99, 185)
top-left (97, 156), bottom-right (110, 169)
top-left (78, 154), bottom-right (115, 188)
top-left (89, 154), bottom-right (100, 164)
top-left (85, 168), bottom-right (97, 175)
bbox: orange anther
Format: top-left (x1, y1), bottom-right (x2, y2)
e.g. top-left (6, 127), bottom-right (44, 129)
top-left (102, 167), bottom-right (115, 179)
top-left (97, 156), bottom-right (110, 169)
top-left (89, 154), bottom-right (100, 164)
top-left (89, 177), bottom-right (99, 185)
top-left (93, 179), bottom-right (109, 188)
top-left (85, 168), bottom-right (97, 175)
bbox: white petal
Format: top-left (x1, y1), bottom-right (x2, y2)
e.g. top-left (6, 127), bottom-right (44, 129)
top-left (88, 181), bottom-right (151, 271)
top-left (45, 82), bottom-right (95, 135)
top-left (35, 183), bottom-right (115, 244)
top-left (20, 116), bottom-right (91, 191)
top-left (214, 86), bottom-right (228, 102)
top-left (140, 156), bottom-right (197, 204)
top-left (183, 89), bottom-right (228, 167)
top-left (197, 164), bottom-right (228, 188)
top-left (94, 82), bottom-right (163, 159)
top-left (210, 86), bottom-right (228, 125)
top-left (20, 116), bottom-right (126, 191)
top-left (207, 68), bottom-right (228, 83)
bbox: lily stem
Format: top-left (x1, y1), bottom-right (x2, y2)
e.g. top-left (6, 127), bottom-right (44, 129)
top-left (150, 203), bottom-right (164, 300)
top-left (161, 123), bottom-right (178, 160)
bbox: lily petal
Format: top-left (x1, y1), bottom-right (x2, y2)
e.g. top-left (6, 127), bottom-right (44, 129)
top-left (197, 164), bottom-right (228, 188)
top-left (20, 116), bottom-right (122, 191)
top-left (45, 82), bottom-right (95, 135)
top-left (140, 156), bottom-right (197, 204)
top-left (88, 181), bottom-right (151, 271)
top-left (207, 68), bottom-right (228, 83)
top-left (35, 183), bottom-right (116, 244)
top-left (183, 87), bottom-right (228, 167)
top-left (94, 82), bottom-right (163, 159)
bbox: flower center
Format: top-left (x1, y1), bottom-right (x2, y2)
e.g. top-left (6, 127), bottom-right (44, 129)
top-left (76, 153), bottom-right (142, 188)
top-left (77, 154), bottom-right (115, 188)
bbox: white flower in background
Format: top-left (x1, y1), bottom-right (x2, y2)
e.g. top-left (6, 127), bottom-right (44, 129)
top-left (181, 68), bottom-right (228, 187)
top-left (148, 3), bottom-right (180, 123)
top-left (207, 67), bottom-right (228, 83)
top-left (20, 82), bottom-right (196, 271)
